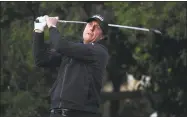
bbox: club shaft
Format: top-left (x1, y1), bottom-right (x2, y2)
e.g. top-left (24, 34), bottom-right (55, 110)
top-left (58, 20), bottom-right (86, 24)
top-left (58, 20), bottom-right (161, 34)
top-left (108, 24), bottom-right (149, 32)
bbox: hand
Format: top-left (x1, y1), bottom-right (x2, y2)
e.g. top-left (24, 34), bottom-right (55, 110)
top-left (34, 15), bottom-right (48, 32)
top-left (46, 16), bottom-right (59, 28)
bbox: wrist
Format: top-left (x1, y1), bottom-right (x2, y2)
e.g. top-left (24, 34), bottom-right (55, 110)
top-left (48, 24), bottom-right (57, 28)
top-left (34, 29), bottom-right (43, 33)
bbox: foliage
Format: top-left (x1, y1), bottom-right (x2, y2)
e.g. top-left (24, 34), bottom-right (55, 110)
top-left (1, 1), bottom-right (186, 117)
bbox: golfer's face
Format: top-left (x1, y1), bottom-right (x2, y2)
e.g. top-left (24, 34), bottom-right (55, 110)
top-left (83, 20), bottom-right (103, 43)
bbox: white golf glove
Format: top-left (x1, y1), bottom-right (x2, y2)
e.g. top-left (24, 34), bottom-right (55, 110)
top-left (34, 15), bottom-right (48, 32)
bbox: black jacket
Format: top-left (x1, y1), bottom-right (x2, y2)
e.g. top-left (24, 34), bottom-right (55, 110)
top-left (32, 27), bottom-right (109, 113)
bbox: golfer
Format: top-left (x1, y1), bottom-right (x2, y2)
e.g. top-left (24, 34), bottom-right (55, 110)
top-left (32, 14), bottom-right (109, 117)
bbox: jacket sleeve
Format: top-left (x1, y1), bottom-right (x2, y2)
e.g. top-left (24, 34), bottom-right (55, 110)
top-left (32, 32), bottom-right (62, 67)
top-left (49, 27), bottom-right (108, 62)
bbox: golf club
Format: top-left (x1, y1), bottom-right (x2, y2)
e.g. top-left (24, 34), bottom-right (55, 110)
top-left (57, 20), bottom-right (162, 35)
top-left (35, 19), bottom-right (162, 35)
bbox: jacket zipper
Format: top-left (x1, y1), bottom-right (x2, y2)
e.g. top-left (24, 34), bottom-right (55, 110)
top-left (58, 59), bottom-right (72, 108)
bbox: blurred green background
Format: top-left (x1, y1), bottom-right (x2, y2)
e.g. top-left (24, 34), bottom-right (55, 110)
top-left (1, 1), bottom-right (187, 117)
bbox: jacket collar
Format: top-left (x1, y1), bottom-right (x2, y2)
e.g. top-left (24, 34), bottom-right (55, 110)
top-left (80, 39), bottom-right (106, 45)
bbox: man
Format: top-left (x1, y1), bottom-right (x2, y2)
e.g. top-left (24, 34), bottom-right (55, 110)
top-left (32, 14), bottom-right (109, 117)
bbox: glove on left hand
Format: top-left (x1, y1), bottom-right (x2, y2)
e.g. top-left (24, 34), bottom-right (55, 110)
top-left (34, 15), bottom-right (48, 32)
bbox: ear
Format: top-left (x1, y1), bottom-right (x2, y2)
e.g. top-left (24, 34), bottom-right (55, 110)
top-left (100, 35), bottom-right (105, 40)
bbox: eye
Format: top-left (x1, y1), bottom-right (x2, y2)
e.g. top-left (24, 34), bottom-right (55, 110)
top-left (95, 25), bottom-right (101, 29)
top-left (88, 22), bottom-right (93, 26)
top-left (95, 25), bottom-right (101, 31)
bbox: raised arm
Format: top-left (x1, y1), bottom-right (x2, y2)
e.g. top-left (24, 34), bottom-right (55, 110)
top-left (32, 32), bottom-right (62, 67)
top-left (49, 27), bottom-right (108, 62)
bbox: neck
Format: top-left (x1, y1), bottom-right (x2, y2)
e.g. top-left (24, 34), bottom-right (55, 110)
top-left (83, 39), bottom-right (97, 44)
top-left (83, 40), bottom-right (90, 44)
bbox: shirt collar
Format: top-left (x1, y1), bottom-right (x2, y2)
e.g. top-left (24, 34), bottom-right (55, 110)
top-left (80, 39), bottom-right (105, 45)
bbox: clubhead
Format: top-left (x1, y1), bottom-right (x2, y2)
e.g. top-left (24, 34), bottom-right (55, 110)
top-left (153, 29), bottom-right (162, 35)
top-left (149, 29), bottom-right (162, 35)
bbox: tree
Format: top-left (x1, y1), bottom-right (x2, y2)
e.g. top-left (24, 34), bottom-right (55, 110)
top-left (1, 1), bottom-right (186, 117)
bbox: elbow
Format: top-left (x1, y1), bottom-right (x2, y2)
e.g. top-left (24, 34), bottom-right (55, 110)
top-left (33, 53), bottom-right (49, 67)
top-left (53, 44), bottom-right (61, 53)
top-left (35, 63), bottom-right (43, 67)
top-left (34, 59), bottom-right (46, 67)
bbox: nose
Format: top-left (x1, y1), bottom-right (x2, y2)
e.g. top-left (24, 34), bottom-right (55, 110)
top-left (90, 25), bottom-right (95, 31)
